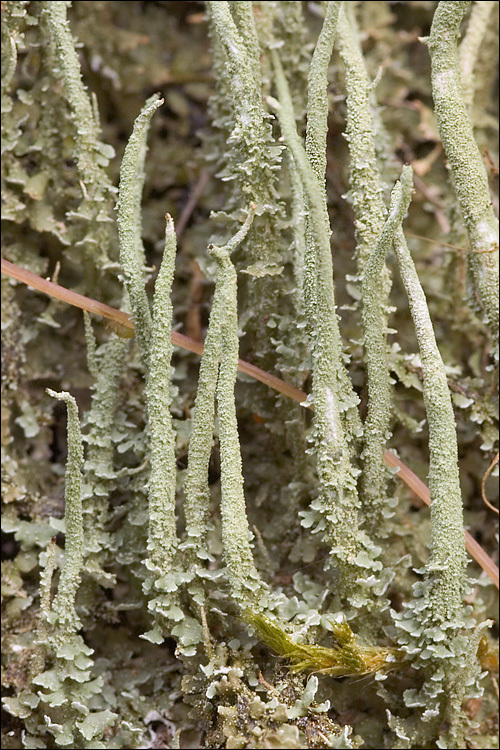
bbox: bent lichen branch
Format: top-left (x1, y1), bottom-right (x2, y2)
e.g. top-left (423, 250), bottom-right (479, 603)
top-left (427, 0), bottom-right (499, 356)
top-left (117, 94), bottom-right (163, 367)
top-left (361, 167), bottom-right (413, 532)
top-left (394, 223), bottom-right (468, 624)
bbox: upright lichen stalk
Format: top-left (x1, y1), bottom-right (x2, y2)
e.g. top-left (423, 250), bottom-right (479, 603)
top-left (385, 169), bottom-right (483, 748)
top-left (46, 389), bottom-right (84, 635)
top-left (360, 167), bottom-right (410, 531)
top-left (81, 323), bottom-right (130, 587)
top-left (270, 37), bottom-right (384, 609)
top-left (209, 208), bottom-right (268, 606)
top-left (205, 1), bottom-right (286, 401)
top-left (458, 0), bottom-right (496, 114)
top-left (182, 297), bottom-right (222, 556)
top-left (337, 3), bottom-right (394, 534)
top-left (426, 0), bottom-right (499, 358)
top-left (25, 390), bottom-right (119, 747)
top-left (44, 0), bottom-right (117, 277)
top-left (117, 95), bottom-right (162, 366)
top-left (336, 3), bottom-right (387, 271)
top-left (117, 98), bottom-right (180, 628)
top-left (145, 217), bottom-right (178, 573)
top-left (369, 166), bottom-right (468, 623)
top-left (394, 221), bottom-right (468, 623)
top-left (305, 1), bottom-right (341, 183)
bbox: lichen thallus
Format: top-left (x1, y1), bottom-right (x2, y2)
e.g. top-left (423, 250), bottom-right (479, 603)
top-left (1, 256), bottom-right (498, 590)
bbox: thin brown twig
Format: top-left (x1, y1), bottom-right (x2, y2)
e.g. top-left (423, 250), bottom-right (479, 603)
top-left (2, 256), bottom-right (498, 589)
top-left (0, 258), bottom-right (306, 411)
top-left (412, 173), bottom-right (450, 234)
top-left (175, 169), bottom-right (210, 238)
top-left (384, 451), bottom-right (498, 588)
top-left (481, 452), bottom-right (499, 516)
top-left (406, 231), bottom-right (498, 255)
top-left (405, 232), bottom-right (468, 253)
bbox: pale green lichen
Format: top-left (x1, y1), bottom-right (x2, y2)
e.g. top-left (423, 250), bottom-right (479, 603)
top-left (440, 619), bottom-right (494, 748)
top-left (183, 212), bottom-right (255, 562)
top-left (82, 311), bottom-right (99, 379)
top-left (336, 3), bottom-right (387, 272)
top-left (360, 168), bottom-right (413, 534)
top-left (1, 3), bottom-right (498, 749)
top-left (117, 94), bottom-right (163, 366)
top-left (12, 390), bottom-right (121, 748)
top-left (458, 1), bottom-right (496, 113)
top-left (302, 0), bottom-right (341, 341)
top-left (139, 215), bottom-right (184, 644)
top-left (80, 325), bottom-right (130, 592)
top-left (44, 0), bottom-right (117, 277)
top-left (44, 2), bottom-right (100, 166)
top-left (394, 222), bottom-right (468, 625)
top-left (388, 176), bottom-right (483, 745)
top-left (209, 208), bottom-right (268, 606)
top-left (336, 2), bottom-right (395, 535)
top-left (270, 48), bottom-right (383, 609)
top-left (305, 1), bottom-right (342, 183)
top-left (271, 1), bottom-right (312, 123)
top-left (230, 1), bottom-right (261, 83)
top-left (145, 216), bottom-right (178, 574)
top-left (205, 1), bottom-right (289, 404)
top-left (182, 287), bottom-right (222, 554)
top-left (206, 2), bottom-right (279, 212)
top-left (0, 2), bottom-right (25, 95)
top-left (45, 389), bottom-right (84, 636)
top-left (30, 537), bottom-right (56, 678)
top-left (426, 0), bottom-right (499, 357)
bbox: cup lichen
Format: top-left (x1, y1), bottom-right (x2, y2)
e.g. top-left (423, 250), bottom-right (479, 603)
top-left (1, 2), bottom-right (497, 749)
